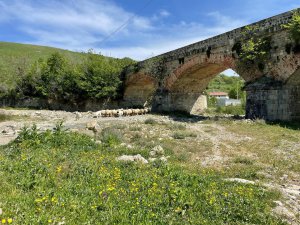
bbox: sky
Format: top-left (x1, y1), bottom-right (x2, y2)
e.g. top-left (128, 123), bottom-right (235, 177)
top-left (0, 0), bottom-right (300, 63)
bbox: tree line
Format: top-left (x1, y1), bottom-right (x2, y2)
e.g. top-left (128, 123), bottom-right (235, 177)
top-left (3, 51), bottom-right (135, 103)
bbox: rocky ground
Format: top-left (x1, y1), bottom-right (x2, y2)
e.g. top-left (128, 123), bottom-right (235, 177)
top-left (0, 108), bottom-right (299, 224)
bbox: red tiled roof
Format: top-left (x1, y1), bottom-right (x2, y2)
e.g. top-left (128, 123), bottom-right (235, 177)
top-left (208, 92), bottom-right (228, 96)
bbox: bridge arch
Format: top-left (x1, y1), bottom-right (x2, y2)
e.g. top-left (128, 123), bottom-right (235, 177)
top-left (123, 72), bottom-right (157, 107)
top-left (154, 54), bottom-right (246, 114)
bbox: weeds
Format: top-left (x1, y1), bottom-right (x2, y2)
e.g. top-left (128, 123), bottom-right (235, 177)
top-left (100, 127), bottom-right (123, 147)
top-left (144, 118), bottom-right (157, 125)
top-left (233, 157), bottom-right (254, 165)
top-left (0, 126), bottom-right (284, 224)
top-left (129, 125), bottom-right (142, 131)
top-left (0, 113), bottom-right (26, 122)
top-left (172, 131), bottom-right (197, 139)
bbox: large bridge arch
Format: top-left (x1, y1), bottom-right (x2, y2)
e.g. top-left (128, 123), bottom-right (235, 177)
top-left (159, 55), bottom-right (235, 113)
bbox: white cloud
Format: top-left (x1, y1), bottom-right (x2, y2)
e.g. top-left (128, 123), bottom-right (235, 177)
top-left (159, 10), bottom-right (171, 17)
top-left (152, 9), bottom-right (171, 21)
top-left (0, 0), bottom-right (152, 33)
top-left (0, 0), bottom-right (249, 60)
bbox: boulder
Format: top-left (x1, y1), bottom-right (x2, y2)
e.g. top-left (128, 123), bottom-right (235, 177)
top-left (150, 145), bottom-right (165, 156)
top-left (224, 178), bottom-right (255, 185)
top-left (86, 120), bottom-right (100, 133)
top-left (160, 156), bottom-right (168, 162)
top-left (116, 154), bottom-right (148, 164)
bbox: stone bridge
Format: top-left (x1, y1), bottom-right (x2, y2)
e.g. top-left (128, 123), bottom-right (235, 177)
top-left (122, 9), bottom-right (300, 121)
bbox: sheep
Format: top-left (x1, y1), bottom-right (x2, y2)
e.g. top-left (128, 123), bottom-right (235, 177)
top-left (117, 109), bottom-right (124, 117)
top-left (94, 110), bottom-right (102, 118)
top-left (131, 109), bottom-right (139, 116)
top-left (101, 110), bottom-right (107, 117)
top-left (74, 111), bottom-right (82, 120)
top-left (140, 109), bottom-right (146, 114)
top-left (126, 109), bottom-right (133, 116)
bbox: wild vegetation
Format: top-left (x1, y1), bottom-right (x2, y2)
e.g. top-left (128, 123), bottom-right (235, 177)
top-left (0, 42), bottom-right (85, 90)
top-left (13, 52), bottom-right (134, 102)
top-left (232, 25), bottom-right (272, 73)
top-left (284, 10), bottom-right (300, 44)
top-left (0, 42), bottom-right (135, 102)
top-left (206, 74), bottom-right (246, 99)
top-left (0, 124), bottom-right (287, 224)
top-left (206, 74), bottom-right (246, 115)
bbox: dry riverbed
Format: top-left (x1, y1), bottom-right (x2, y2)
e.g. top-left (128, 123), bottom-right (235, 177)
top-left (0, 108), bottom-right (299, 224)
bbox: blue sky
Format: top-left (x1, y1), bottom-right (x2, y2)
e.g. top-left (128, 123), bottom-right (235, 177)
top-left (0, 0), bottom-right (300, 61)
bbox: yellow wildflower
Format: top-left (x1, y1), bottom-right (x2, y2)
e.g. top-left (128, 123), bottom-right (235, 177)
top-left (51, 197), bottom-right (58, 203)
top-left (56, 166), bottom-right (62, 173)
top-left (7, 219), bottom-right (12, 224)
top-left (2, 219), bottom-right (6, 224)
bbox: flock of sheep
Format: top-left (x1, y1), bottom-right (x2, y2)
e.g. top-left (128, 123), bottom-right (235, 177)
top-left (93, 108), bottom-right (150, 118)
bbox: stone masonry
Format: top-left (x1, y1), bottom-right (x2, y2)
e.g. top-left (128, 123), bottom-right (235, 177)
top-left (123, 9), bottom-right (300, 121)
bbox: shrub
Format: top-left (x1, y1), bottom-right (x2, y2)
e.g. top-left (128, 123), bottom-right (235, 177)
top-left (0, 114), bottom-right (13, 122)
top-left (14, 51), bottom-right (135, 102)
top-left (173, 131), bottom-right (197, 139)
top-left (100, 127), bottom-right (123, 147)
top-left (216, 105), bottom-right (245, 115)
top-left (144, 118), bottom-right (157, 125)
top-left (233, 157), bottom-right (254, 165)
top-left (284, 11), bottom-right (300, 44)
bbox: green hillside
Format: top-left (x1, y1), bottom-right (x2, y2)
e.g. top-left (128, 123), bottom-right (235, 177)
top-left (0, 42), bottom-right (87, 88)
top-left (0, 42), bottom-right (135, 101)
top-left (206, 74), bottom-right (245, 93)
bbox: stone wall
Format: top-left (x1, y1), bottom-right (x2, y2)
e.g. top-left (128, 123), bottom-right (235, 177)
top-left (244, 76), bottom-right (300, 121)
top-left (0, 97), bottom-right (120, 112)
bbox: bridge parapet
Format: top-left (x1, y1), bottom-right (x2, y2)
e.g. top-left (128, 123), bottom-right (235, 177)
top-left (140, 10), bottom-right (294, 64)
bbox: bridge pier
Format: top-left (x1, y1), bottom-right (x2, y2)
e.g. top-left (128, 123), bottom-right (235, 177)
top-left (152, 90), bottom-right (207, 115)
top-left (245, 77), bottom-right (300, 121)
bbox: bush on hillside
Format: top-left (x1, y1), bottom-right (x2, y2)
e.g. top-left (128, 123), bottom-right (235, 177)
top-left (13, 52), bottom-right (135, 102)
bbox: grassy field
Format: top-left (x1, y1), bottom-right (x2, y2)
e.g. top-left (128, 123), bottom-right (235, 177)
top-left (0, 42), bottom-right (86, 88)
top-left (0, 120), bottom-right (291, 224)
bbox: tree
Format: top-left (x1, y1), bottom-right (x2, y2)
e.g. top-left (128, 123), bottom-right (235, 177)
top-left (78, 52), bottom-right (122, 99)
top-left (284, 11), bottom-right (300, 44)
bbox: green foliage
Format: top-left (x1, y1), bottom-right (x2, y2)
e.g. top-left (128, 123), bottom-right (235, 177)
top-left (240, 38), bottom-right (269, 62)
top-left (228, 85), bottom-right (246, 102)
top-left (0, 42), bottom-right (87, 89)
top-left (0, 42), bottom-right (135, 102)
top-left (283, 11), bottom-right (300, 44)
top-left (206, 74), bottom-right (246, 108)
top-left (216, 105), bottom-right (245, 115)
top-left (78, 51), bottom-right (126, 99)
top-left (0, 127), bottom-right (285, 224)
top-left (206, 74), bottom-right (244, 93)
top-left (208, 96), bottom-right (217, 107)
top-left (235, 26), bottom-right (272, 71)
top-left (144, 118), bottom-right (157, 125)
top-left (12, 51), bottom-right (135, 102)
top-left (172, 131), bottom-right (197, 139)
top-left (100, 127), bottom-right (123, 147)
top-left (0, 114), bottom-right (13, 122)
